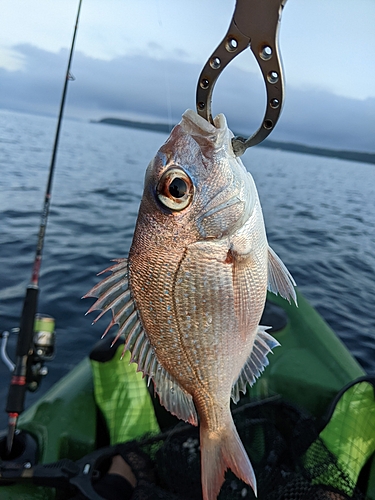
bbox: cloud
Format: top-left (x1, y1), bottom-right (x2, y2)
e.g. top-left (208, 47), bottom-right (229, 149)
top-left (0, 44), bottom-right (374, 153)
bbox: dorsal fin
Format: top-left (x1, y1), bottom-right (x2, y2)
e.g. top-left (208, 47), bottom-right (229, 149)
top-left (231, 326), bottom-right (280, 403)
top-left (152, 364), bottom-right (198, 426)
top-left (84, 259), bottom-right (198, 426)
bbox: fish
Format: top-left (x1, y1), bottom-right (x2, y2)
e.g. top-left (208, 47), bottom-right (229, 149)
top-left (85, 109), bottom-right (297, 499)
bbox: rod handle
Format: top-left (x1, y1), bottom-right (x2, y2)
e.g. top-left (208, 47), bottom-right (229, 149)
top-left (6, 286), bottom-right (38, 414)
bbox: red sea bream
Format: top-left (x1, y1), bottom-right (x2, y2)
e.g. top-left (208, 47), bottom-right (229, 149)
top-left (85, 109), bottom-right (297, 499)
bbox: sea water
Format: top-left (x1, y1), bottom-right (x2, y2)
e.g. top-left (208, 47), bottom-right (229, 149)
top-left (0, 109), bottom-right (374, 429)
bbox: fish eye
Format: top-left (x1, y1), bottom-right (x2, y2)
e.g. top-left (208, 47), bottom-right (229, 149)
top-left (157, 167), bottom-right (194, 211)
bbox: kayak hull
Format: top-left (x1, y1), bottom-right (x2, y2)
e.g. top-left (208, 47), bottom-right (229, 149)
top-left (1, 290), bottom-right (373, 498)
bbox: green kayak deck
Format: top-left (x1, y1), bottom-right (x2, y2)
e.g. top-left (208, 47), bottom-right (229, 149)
top-left (249, 290), bottom-right (365, 417)
top-left (2, 289), bottom-right (374, 498)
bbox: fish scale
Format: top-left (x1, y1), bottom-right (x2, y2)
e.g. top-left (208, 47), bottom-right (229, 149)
top-left (130, 247), bottom-right (197, 383)
top-left (176, 248), bottom-right (241, 382)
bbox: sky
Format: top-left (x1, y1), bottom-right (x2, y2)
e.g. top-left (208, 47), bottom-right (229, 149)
top-left (1, 0), bottom-right (374, 152)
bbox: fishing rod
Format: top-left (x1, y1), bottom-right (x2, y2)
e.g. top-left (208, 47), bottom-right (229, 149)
top-left (5, 0), bottom-right (83, 454)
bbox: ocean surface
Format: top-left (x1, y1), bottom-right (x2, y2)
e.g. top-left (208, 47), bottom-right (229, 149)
top-left (0, 108), bottom-right (374, 430)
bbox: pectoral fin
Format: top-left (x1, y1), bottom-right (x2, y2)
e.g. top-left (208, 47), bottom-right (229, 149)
top-left (267, 246), bottom-right (297, 305)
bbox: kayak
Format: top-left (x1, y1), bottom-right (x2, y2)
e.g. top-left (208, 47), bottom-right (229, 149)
top-left (1, 289), bottom-right (375, 499)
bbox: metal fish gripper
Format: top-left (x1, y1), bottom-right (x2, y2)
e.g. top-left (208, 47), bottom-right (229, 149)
top-left (196, 0), bottom-right (287, 156)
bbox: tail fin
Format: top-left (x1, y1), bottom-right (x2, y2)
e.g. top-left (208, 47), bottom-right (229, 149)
top-left (200, 419), bottom-right (257, 500)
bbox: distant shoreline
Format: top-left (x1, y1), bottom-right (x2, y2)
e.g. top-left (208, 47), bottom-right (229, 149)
top-left (92, 117), bottom-right (375, 166)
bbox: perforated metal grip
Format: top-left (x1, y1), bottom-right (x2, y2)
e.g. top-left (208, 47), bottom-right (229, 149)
top-left (196, 0), bottom-right (287, 156)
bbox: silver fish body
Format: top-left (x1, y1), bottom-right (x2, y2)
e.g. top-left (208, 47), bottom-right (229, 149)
top-left (86, 110), bottom-right (297, 499)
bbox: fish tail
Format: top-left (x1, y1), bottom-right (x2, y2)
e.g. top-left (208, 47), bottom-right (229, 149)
top-left (200, 419), bottom-right (257, 500)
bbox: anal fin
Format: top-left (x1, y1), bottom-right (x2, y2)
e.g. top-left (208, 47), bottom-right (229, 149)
top-left (231, 326), bottom-right (280, 403)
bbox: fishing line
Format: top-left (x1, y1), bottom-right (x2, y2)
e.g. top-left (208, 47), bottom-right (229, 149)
top-left (5, 0), bottom-right (83, 454)
top-left (155, 0), bottom-right (173, 130)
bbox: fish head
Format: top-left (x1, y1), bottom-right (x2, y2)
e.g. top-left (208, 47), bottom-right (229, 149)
top-left (139, 110), bottom-right (258, 244)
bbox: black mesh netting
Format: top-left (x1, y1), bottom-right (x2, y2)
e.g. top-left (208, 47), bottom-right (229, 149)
top-left (113, 397), bottom-right (366, 500)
